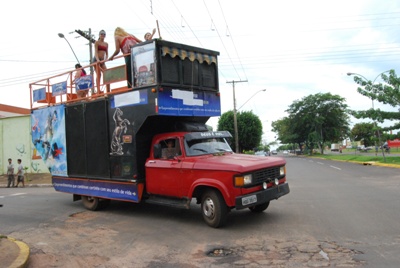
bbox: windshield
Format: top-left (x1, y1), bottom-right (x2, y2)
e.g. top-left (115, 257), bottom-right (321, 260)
top-left (184, 137), bottom-right (233, 156)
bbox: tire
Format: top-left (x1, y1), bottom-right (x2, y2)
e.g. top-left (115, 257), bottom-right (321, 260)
top-left (201, 190), bottom-right (228, 228)
top-left (82, 196), bottom-right (101, 211)
top-left (248, 201), bottom-right (270, 213)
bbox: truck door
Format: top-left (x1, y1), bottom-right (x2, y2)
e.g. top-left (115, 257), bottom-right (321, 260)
top-left (146, 138), bottom-right (183, 197)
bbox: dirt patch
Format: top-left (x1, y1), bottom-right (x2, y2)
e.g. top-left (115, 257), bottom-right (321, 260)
top-left (21, 212), bottom-right (119, 268)
top-left (0, 236), bottom-right (19, 266)
top-left (14, 211), bottom-right (365, 268)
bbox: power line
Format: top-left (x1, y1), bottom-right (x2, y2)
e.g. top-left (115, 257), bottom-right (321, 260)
top-left (217, 0), bottom-right (247, 81)
top-left (170, 0), bottom-right (204, 46)
top-left (0, 67), bottom-right (72, 87)
top-left (202, 0), bottom-right (242, 80)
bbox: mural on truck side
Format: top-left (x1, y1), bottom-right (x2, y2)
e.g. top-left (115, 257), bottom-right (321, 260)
top-left (31, 105), bottom-right (67, 176)
top-left (110, 108), bottom-right (131, 156)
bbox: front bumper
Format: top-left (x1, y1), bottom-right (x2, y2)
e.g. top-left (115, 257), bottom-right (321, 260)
top-left (235, 182), bottom-right (290, 209)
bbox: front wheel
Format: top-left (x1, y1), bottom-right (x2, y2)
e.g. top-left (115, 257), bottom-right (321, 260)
top-left (248, 201), bottom-right (270, 213)
top-left (201, 190), bottom-right (228, 228)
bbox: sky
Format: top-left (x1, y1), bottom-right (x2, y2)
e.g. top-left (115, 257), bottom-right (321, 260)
top-left (1, 0), bottom-right (400, 145)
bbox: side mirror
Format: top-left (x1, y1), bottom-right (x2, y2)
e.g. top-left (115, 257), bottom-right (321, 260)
top-left (154, 144), bottom-right (162, 159)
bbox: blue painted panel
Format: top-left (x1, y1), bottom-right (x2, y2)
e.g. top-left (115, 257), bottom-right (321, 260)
top-left (52, 81), bottom-right (67, 96)
top-left (158, 88), bottom-right (221, 116)
top-left (76, 75), bottom-right (93, 90)
top-left (33, 87), bottom-right (46, 102)
top-left (53, 177), bottom-right (140, 202)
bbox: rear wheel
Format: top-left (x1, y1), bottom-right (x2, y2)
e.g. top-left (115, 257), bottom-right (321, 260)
top-left (201, 190), bottom-right (228, 228)
top-left (248, 201), bottom-right (270, 213)
top-left (81, 196), bottom-right (110, 211)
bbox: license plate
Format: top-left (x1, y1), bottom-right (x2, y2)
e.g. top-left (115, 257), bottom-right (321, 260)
top-left (242, 195), bottom-right (257, 206)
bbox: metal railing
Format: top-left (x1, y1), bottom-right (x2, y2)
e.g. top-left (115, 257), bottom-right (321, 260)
top-left (29, 54), bottom-right (131, 110)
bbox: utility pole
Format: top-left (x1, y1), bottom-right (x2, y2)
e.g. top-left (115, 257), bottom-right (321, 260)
top-left (75, 28), bottom-right (96, 94)
top-left (227, 80), bottom-right (248, 153)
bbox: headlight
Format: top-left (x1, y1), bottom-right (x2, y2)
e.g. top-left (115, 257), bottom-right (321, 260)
top-left (280, 166), bottom-right (286, 176)
top-left (234, 174), bottom-right (253, 187)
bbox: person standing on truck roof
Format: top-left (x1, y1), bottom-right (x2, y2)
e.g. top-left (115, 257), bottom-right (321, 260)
top-left (93, 30), bottom-right (109, 92)
top-left (74, 63), bottom-right (87, 98)
top-left (144, 28), bottom-right (156, 41)
top-left (74, 63), bottom-right (86, 79)
top-left (109, 27), bottom-right (142, 88)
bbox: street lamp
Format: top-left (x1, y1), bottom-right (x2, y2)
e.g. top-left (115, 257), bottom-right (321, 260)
top-left (237, 89), bottom-right (267, 111)
top-left (346, 70), bottom-right (390, 109)
top-left (58, 33), bottom-right (80, 64)
top-left (347, 70), bottom-right (391, 161)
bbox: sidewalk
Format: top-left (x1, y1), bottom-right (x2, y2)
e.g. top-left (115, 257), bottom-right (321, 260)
top-left (0, 173), bottom-right (52, 188)
top-left (1, 173), bottom-right (51, 268)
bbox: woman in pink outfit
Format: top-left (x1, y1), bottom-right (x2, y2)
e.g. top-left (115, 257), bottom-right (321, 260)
top-left (109, 27), bottom-right (142, 88)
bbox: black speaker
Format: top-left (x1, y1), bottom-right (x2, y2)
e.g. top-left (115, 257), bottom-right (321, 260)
top-left (85, 99), bottom-right (110, 178)
top-left (66, 103), bottom-right (86, 176)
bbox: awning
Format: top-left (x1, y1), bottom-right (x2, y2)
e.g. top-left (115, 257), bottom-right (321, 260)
top-left (161, 46), bottom-right (217, 65)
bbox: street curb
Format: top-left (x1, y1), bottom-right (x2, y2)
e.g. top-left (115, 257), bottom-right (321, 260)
top-left (328, 159), bottom-right (400, 168)
top-left (26, 184), bottom-right (53, 187)
top-left (303, 155), bottom-right (400, 169)
top-left (363, 162), bottom-right (400, 168)
top-left (1, 184), bottom-right (53, 188)
top-left (8, 236), bottom-right (29, 268)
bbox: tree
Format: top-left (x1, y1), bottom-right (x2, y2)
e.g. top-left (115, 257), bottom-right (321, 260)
top-left (272, 93), bottom-right (350, 154)
top-left (257, 141), bottom-right (278, 153)
top-left (217, 110), bottom-right (263, 152)
top-left (350, 122), bottom-right (375, 147)
top-left (272, 117), bottom-right (304, 149)
top-left (350, 69), bottom-right (400, 132)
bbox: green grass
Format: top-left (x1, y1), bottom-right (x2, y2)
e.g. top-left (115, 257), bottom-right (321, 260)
top-left (308, 153), bottom-right (400, 165)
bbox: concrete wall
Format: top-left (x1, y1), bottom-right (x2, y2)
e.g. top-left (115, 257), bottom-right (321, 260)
top-left (0, 115), bottom-right (49, 175)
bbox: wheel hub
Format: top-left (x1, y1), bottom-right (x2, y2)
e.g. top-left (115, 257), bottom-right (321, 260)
top-left (203, 197), bottom-right (215, 218)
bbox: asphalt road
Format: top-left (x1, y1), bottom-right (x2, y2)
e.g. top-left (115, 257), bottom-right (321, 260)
top-left (283, 156), bottom-right (400, 266)
top-left (1, 156), bottom-right (399, 267)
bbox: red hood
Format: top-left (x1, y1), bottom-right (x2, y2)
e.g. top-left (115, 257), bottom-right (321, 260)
top-left (191, 153), bottom-right (286, 173)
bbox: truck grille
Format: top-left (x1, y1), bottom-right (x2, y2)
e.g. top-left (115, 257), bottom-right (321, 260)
top-left (253, 167), bottom-right (282, 184)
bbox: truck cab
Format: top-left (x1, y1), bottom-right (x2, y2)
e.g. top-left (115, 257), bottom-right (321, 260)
top-left (145, 128), bottom-right (289, 227)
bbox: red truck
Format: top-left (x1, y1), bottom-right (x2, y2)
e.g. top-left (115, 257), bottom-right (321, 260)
top-left (29, 39), bottom-right (289, 227)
